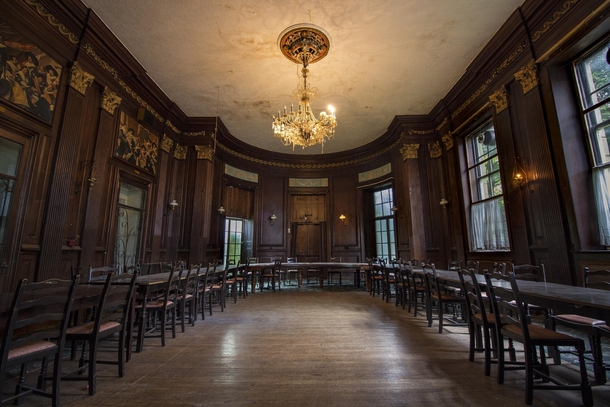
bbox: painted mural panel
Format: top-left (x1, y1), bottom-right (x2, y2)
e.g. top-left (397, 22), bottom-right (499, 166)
top-left (0, 17), bottom-right (63, 123)
top-left (116, 111), bottom-right (158, 175)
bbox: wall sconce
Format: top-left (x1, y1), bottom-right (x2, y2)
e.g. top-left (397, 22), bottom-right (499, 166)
top-left (513, 157), bottom-right (528, 187)
top-left (87, 177), bottom-right (97, 189)
top-left (168, 199), bottom-right (179, 211)
top-left (439, 198), bottom-right (449, 209)
top-left (269, 213), bottom-right (277, 225)
top-left (339, 214), bottom-right (346, 224)
top-left (218, 206), bottom-right (226, 215)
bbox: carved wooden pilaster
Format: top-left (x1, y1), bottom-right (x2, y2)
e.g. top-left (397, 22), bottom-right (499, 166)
top-left (195, 145), bottom-right (214, 161)
top-left (428, 141), bottom-right (442, 158)
top-left (442, 133), bottom-right (454, 150)
top-left (161, 134), bottom-right (174, 153)
top-left (173, 144), bottom-right (187, 160)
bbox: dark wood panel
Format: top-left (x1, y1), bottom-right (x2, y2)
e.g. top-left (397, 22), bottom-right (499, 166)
top-left (332, 175), bottom-right (358, 247)
top-left (259, 176), bottom-right (284, 247)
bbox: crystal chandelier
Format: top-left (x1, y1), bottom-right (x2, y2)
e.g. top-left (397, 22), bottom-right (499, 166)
top-left (272, 24), bottom-right (337, 152)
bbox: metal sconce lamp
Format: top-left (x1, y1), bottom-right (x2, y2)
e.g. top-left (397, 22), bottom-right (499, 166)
top-left (439, 198), bottom-right (449, 209)
top-left (339, 214), bottom-right (346, 225)
top-left (87, 177), bottom-right (97, 189)
top-left (513, 157), bottom-right (527, 187)
top-left (218, 206), bottom-right (226, 215)
top-left (168, 199), bottom-right (179, 211)
top-left (269, 213), bottom-right (277, 225)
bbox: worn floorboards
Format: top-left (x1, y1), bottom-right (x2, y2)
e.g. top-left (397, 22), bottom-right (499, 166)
top-left (6, 286), bottom-right (610, 406)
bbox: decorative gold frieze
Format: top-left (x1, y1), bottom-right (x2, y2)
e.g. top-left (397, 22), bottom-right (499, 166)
top-left (184, 131), bottom-right (206, 137)
top-left (195, 145), bottom-right (214, 161)
top-left (101, 86), bottom-right (122, 115)
top-left (489, 85), bottom-right (508, 113)
top-left (531, 0), bottom-right (580, 43)
top-left (436, 117), bottom-right (449, 131)
top-left (24, 0), bottom-right (79, 44)
top-left (428, 141), bottom-right (442, 159)
top-left (173, 144), bottom-right (187, 160)
top-left (161, 134), bottom-right (173, 153)
top-left (452, 42), bottom-right (526, 119)
top-left (442, 133), bottom-right (454, 151)
top-left (165, 120), bottom-right (180, 134)
top-left (69, 62), bottom-right (95, 96)
top-left (514, 59), bottom-right (538, 94)
top-left (399, 143), bottom-right (420, 160)
top-left (408, 129), bottom-right (434, 136)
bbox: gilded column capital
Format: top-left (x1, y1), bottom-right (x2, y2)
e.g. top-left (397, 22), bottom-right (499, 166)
top-left (399, 143), bottom-right (420, 160)
top-left (69, 61), bottom-right (95, 96)
top-left (174, 144), bottom-right (188, 160)
top-left (195, 145), bottom-right (214, 161)
top-left (428, 141), bottom-right (443, 158)
top-left (442, 133), bottom-right (454, 151)
top-left (489, 85), bottom-right (508, 113)
top-left (514, 59), bottom-right (538, 94)
top-left (101, 86), bottom-right (122, 115)
top-left (161, 134), bottom-right (174, 153)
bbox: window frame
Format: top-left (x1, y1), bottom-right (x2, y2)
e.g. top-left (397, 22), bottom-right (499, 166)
top-left (372, 186), bottom-right (396, 262)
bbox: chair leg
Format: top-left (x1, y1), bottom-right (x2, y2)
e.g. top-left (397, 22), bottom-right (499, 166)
top-left (576, 341), bottom-right (594, 407)
top-left (88, 341), bottom-right (97, 395)
top-left (118, 330), bottom-right (126, 377)
top-left (438, 302), bottom-right (444, 333)
top-left (524, 345), bottom-right (535, 405)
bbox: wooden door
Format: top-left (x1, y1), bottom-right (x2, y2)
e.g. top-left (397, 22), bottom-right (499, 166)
top-left (293, 223), bottom-right (322, 260)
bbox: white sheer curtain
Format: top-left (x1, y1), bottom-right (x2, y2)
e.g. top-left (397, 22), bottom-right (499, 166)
top-left (593, 166), bottom-right (610, 246)
top-left (471, 196), bottom-right (510, 251)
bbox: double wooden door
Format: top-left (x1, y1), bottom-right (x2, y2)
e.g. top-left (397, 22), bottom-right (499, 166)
top-left (292, 222), bottom-right (325, 260)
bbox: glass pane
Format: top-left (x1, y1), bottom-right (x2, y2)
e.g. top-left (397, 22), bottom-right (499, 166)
top-left (374, 191), bottom-right (382, 205)
top-left (0, 179), bottom-right (15, 258)
top-left (470, 196), bottom-right (510, 251)
top-left (584, 108), bottom-right (610, 166)
top-left (374, 203), bottom-right (383, 218)
top-left (118, 182), bottom-right (146, 209)
top-left (0, 138), bottom-right (22, 177)
top-left (115, 207), bottom-right (142, 269)
top-left (576, 44), bottom-right (610, 109)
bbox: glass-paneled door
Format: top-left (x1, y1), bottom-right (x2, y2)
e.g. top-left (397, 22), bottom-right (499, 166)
top-left (114, 182), bottom-right (146, 271)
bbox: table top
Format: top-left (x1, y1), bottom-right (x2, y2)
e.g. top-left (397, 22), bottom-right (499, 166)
top-left (247, 262), bottom-right (367, 269)
top-left (135, 265), bottom-right (226, 286)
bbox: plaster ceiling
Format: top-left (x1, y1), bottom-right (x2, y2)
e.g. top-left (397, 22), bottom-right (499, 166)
top-left (81, 0), bottom-right (524, 155)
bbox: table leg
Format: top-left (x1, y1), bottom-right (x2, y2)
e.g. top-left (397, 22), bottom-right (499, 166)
top-left (298, 268), bottom-right (302, 287)
top-left (136, 285), bottom-right (148, 353)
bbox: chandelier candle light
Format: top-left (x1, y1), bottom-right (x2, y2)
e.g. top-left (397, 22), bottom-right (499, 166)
top-left (272, 24), bottom-right (337, 152)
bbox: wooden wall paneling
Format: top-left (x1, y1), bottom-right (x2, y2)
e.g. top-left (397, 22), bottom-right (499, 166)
top-left (167, 154), bottom-right (186, 262)
top-left (508, 79), bottom-right (572, 284)
top-left (392, 154), bottom-right (411, 261)
top-left (206, 158), bottom-right (224, 262)
top-left (259, 176), bottom-right (285, 248)
top-left (406, 158), bottom-right (426, 262)
top-left (189, 157), bottom-right (214, 265)
top-left (79, 85), bottom-right (115, 269)
top-left (38, 79), bottom-right (92, 280)
top-left (177, 149), bottom-right (195, 263)
top-left (441, 144), bottom-right (465, 263)
top-left (331, 174), bottom-right (358, 248)
top-left (422, 150), bottom-right (445, 266)
top-left (150, 146), bottom-right (171, 263)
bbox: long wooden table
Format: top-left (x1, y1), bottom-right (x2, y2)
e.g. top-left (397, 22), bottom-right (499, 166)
top-left (246, 262), bottom-right (367, 289)
top-left (417, 268), bottom-right (610, 326)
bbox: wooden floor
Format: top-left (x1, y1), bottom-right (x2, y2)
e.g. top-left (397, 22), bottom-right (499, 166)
top-left (8, 286), bottom-right (610, 406)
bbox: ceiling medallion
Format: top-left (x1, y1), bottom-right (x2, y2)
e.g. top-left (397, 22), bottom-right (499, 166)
top-left (272, 24), bottom-right (336, 153)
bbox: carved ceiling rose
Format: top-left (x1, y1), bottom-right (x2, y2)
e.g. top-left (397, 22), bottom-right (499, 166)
top-left (101, 86), bottom-right (122, 115)
top-left (514, 59), bottom-right (539, 94)
top-left (442, 133), bottom-right (454, 151)
top-left (69, 61), bottom-right (95, 95)
top-left (161, 134), bottom-right (174, 153)
top-left (489, 85), bottom-right (508, 113)
top-left (428, 141), bottom-right (443, 158)
top-left (399, 143), bottom-right (420, 160)
top-left (173, 144), bottom-right (187, 160)
top-left (195, 145), bottom-right (214, 161)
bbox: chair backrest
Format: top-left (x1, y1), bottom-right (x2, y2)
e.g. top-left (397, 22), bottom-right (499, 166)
top-left (511, 263), bottom-right (545, 282)
top-left (87, 272), bottom-right (137, 336)
top-left (1, 276), bottom-right (79, 361)
top-left (422, 263), bottom-right (440, 297)
top-left (410, 259), bottom-right (420, 267)
top-left (448, 260), bottom-right (462, 271)
top-left (493, 262), bottom-right (506, 275)
top-left (89, 266), bottom-right (116, 282)
top-left (483, 269), bottom-right (515, 334)
top-left (179, 267), bottom-right (198, 298)
top-left (466, 260), bottom-right (480, 273)
top-left (489, 272), bottom-right (530, 340)
top-left (584, 267), bottom-right (610, 290)
top-left (247, 257), bottom-right (259, 264)
top-left (458, 268), bottom-right (489, 326)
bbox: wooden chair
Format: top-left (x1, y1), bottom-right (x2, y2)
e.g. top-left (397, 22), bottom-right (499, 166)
top-left (382, 259), bottom-right (397, 302)
top-left (393, 261), bottom-right (408, 309)
top-left (260, 259), bottom-right (282, 292)
top-left (491, 272), bottom-right (593, 406)
top-left (176, 267), bottom-right (197, 332)
top-left (197, 263), bottom-right (215, 319)
top-left (406, 262), bottom-right (426, 316)
top-left (457, 268), bottom-right (497, 376)
top-left (285, 257), bottom-right (299, 285)
top-left (327, 257), bottom-right (344, 285)
top-left (88, 266), bottom-right (116, 282)
top-left (134, 267), bottom-right (178, 347)
top-left (423, 263), bottom-right (466, 333)
top-left (368, 258), bottom-right (384, 297)
top-left (61, 272), bottom-right (137, 395)
top-left (305, 256), bottom-right (321, 284)
top-left (208, 267), bottom-right (228, 312)
top-left (0, 276), bottom-right (79, 407)
top-left (549, 267), bottom-right (610, 384)
top-left (447, 260), bottom-right (462, 271)
top-left (226, 261), bottom-right (248, 300)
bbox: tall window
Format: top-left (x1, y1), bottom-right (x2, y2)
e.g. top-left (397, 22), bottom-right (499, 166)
top-left (115, 182), bottom-right (146, 270)
top-left (373, 187), bottom-right (396, 262)
top-left (0, 138), bottom-right (22, 262)
top-left (466, 122), bottom-right (510, 251)
top-left (224, 218), bottom-right (243, 267)
top-left (574, 40), bottom-right (610, 246)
